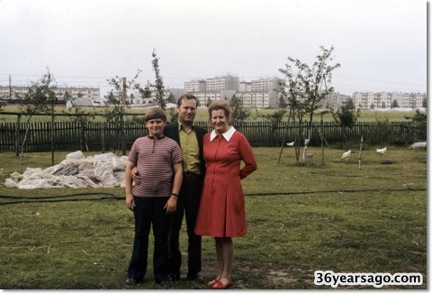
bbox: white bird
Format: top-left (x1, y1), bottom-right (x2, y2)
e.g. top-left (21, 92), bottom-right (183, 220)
top-left (341, 150), bottom-right (351, 161)
top-left (376, 147), bottom-right (387, 155)
top-left (286, 141), bottom-right (295, 147)
top-left (409, 142), bottom-right (427, 149)
top-left (304, 138), bottom-right (310, 146)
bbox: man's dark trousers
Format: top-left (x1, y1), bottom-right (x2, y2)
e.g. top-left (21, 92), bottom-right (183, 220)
top-left (168, 173), bottom-right (203, 278)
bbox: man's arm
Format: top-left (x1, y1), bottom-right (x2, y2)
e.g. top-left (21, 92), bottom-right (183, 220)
top-left (163, 161), bottom-right (183, 214)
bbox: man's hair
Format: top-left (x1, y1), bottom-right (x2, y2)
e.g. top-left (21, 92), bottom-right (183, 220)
top-left (144, 107), bottom-right (167, 123)
top-left (177, 94), bottom-right (198, 107)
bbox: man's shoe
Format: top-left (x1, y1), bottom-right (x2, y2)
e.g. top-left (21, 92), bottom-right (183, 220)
top-left (169, 272), bottom-right (180, 281)
top-left (156, 275), bottom-right (172, 285)
top-left (125, 278), bottom-right (137, 285)
top-left (156, 280), bottom-right (172, 286)
top-left (188, 273), bottom-right (204, 282)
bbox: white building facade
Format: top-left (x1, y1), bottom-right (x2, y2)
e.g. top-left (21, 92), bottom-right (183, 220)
top-left (352, 92), bottom-right (426, 110)
top-left (184, 80), bottom-right (206, 92)
top-left (206, 75), bottom-right (239, 92)
top-left (184, 76), bottom-right (282, 109)
top-left (0, 86), bottom-right (100, 103)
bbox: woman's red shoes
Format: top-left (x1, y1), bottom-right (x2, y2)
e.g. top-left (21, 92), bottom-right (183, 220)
top-left (207, 279), bottom-right (219, 287)
top-left (212, 279), bottom-right (233, 289)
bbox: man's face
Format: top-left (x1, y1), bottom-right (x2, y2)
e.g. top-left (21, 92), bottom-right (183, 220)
top-left (177, 98), bottom-right (197, 124)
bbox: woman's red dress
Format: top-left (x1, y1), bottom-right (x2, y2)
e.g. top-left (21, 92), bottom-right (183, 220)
top-left (194, 129), bottom-right (257, 237)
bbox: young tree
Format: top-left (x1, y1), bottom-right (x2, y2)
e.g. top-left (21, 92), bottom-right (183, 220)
top-left (167, 92), bottom-right (176, 104)
top-left (64, 93), bottom-right (95, 152)
top-left (277, 46), bottom-right (340, 163)
top-left (332, 100), bottom-right (361, 149)
top-left (151, 49), bottom-right (166, 110)
top-left (405, 109), bottom-right (427, 141)
top-left (206, 98), bottom-right (213, 107)
top-left (278, 95), bottom-right (288, 109)
top-left (18, 68), bottom-right (60, 168)
top-left (260, 109), bottom-right (287, 146)
top-left (229, 95), bottom-right (250, 129)
top-left (104, 70), bottom-right (144, 155)
top-left (391, 100), bottom-right (399, 108)
top-left (346, 98), bottom-right (355, 110)
top-left (138, 80), bottom-right (152, 100)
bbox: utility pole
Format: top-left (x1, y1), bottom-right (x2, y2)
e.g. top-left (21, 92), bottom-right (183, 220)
top-left (9, 75), bottom-right (12, 99)
top-left (121, 77), bottom-right (127, 106)
top-left (121, 77), bottom-right (127, 155)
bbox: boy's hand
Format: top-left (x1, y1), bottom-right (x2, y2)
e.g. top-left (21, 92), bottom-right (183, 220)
top-left (164, 196), bottom-right (177, 214)
top-left (126, 195), bottom-right (135, 211)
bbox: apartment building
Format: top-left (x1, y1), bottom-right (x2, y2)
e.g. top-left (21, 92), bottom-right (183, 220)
top-left (0, 86), bottom-right (29, 99)
top-left (63, 87), bottom-right (100, 101)
top-left (193, 90), bottom-right (237, 107)
top-left (353, 92), bottom-right (426, 109)
top-left (206, 75), bottom-right (239, 92)
top-left (319, 92), bottom-right (351, 109)
top-left (236, 91), bottom-right (279, 108)
top-left (130, 89), bottom-right (174, 105)
top-left (251, 77), bottom-right (282, 92)
top-left (239, 81), bottom-right (251, 92)
top-left (184, 76), bottom-right (281, 108)
top-left (0, 86), bottom-right (100, 102)
top-left (184, 80), bottom-right (206, 92)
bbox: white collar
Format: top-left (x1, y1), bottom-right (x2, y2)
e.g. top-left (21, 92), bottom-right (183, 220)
top-left (210, 126), bottom-right (236, 142)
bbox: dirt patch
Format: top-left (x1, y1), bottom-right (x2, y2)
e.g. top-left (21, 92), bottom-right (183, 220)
top-left (268, 270), bottom-right (297, 284)
top-left (182, 260), bottom-right (299, 288)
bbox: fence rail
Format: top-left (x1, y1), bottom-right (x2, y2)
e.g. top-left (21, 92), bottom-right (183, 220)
top-left (0, 119), bottom-right (416, 153)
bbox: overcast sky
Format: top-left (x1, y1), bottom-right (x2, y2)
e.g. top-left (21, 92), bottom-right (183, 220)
top-left (0, 0), bottom-right (427, 96)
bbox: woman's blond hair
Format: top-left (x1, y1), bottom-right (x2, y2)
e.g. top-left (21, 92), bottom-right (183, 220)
top-left (208, 100), bottom-right (232, 123)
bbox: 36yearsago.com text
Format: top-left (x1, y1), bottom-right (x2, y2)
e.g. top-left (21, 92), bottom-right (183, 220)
top-left (314, 270), bottom-right (423, 288)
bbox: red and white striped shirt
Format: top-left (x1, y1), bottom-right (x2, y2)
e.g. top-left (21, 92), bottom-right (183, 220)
top-left (128, 136), bottom-right (183, 197)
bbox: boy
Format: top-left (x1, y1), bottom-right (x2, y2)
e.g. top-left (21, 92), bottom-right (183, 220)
top-left (124, 107), bottom-right (183, 285)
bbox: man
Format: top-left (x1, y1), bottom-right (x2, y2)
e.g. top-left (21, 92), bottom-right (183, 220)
top-left (132, 94), bottom-right (206, 281)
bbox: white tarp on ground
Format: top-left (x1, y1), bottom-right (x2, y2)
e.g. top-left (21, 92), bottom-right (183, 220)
top-left (4, 151), bottom-right (129, 189)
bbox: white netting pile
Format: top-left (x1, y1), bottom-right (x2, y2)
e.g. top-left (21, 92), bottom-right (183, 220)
top-left (4, 151), bottom-right (128, 189)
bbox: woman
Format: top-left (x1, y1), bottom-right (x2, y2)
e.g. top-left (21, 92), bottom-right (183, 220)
top-left (195, 100), bottom-right (257, 289)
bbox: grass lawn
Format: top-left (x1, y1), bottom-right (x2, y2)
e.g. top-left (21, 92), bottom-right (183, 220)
top-left (0, 147), bottom-right (427, 289)
top-left (1, 104), bottom-right (418, 122)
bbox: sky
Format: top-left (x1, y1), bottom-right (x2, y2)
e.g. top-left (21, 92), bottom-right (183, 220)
top-left (0, 0), bottom-right (427, 97)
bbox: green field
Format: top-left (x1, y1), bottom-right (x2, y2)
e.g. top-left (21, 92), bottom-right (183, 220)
top-left (0, 147), bottom-right (426, 289)
top-left (0, 104), bottom-right (418, 123)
